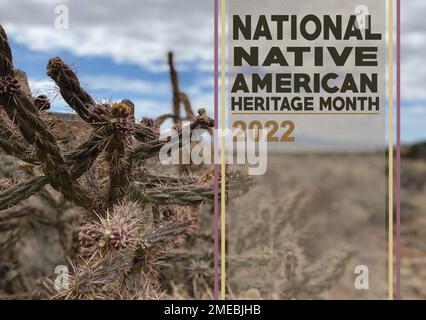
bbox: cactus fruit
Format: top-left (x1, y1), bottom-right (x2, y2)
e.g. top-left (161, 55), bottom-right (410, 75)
top-left (33, 95), bottom-right (50, 111)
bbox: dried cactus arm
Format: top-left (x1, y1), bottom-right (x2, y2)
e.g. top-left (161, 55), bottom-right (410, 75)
top-left (0, 176), bottom-right (49, 211)
top-left (0, 206), bottom-right (35, 222)
top-left (0, 227), bottom-right (23, 253)
top-left (129, 113), bottom-right (214, 161)
top-left (0, 88), bottom-right (93, 208)
top-left (55, 251), bottom-right (135, 299)
top-left (168, 52), bottom-right (180, 123)
top-left (64, 129), bottom-right (109, 179)
top-left (133, 123), bottom-right (159, 142)
top-left (128, 178), bottom-right (246, 206)
top-left (133, 172), bottom-right (199, 188)
top-left (145, 186), bottom-right (207, 205)
top-left (0, 121), bottom-right (40, 164)
top-left (129, 138), bottom-right (169, 161)
top-left (179, 92), bottom-right (195, 120)
top-left (0, 31), bottom-right (96, 209)
top-left (0, 25), bottom-right (13, 76)
top-left (154, 113), bottom-right (176, 127)
top-left (46, 57), bottom-right (95, 122)
top-left (140, 220), bottom-right (191, 251)
top-left (105, 131), bottom-right (132, 205)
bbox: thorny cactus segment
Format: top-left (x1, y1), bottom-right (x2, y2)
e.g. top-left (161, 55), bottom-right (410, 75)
top-left (106, 132), bottom-right (131, 205)
top-left (179, 92), bottom-right (195, 120)
top-left (168, 52), bottom-right (181, 123)
top-left (0, 118), bottom-right (39, 165)
top-left (88, 103), bottom-right (133, 133)
top-left (46, 57), bottom-right (95, 122)
top-left (133, 122), bottom-right (159, 143)
top-left (129, 110), bottom-right (214, 161)
top-left (134, 171), bottom-right (200, 188)
top-left (104, 110), bottom-right (133, 205)
top-left (0, 75), bottom-right (93, 208)
top-left (63, 204), bottom-right (191, 300)
top-left (120, 99), bottom-right (135, 119)
top-left (196, 108), bottom-right (214, 128)
top-left (140, 219), bottom-right (191, 251)
top-left (87, 104), bottom-right (108, 124)
top-left (55, 250), bottom-right (136, 300)
top-left (0, 176), bottom-right (49, 211)
top-left (128, 174), bottom-right (250, 206)
top-left (64, 131), bottom-right (107, 179)
top-left (0, 26), bottom-right (13, 76)
top-left (140, 117), bottom-right (155, 128)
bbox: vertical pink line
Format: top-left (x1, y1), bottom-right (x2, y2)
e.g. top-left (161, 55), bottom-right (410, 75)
top-left (213, 0), bottom-right (219, 301)
top-left (396, 0), bottom-right (401, 300)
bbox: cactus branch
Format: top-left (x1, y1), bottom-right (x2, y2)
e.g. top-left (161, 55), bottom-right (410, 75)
top-left (179, 92), bottom-right (195, 120)
top-left (168, 52), bottom-right (180, 123)
top-left (129, 111), bottom-right (214, 161)
top-left (0, 25), bottom-right (13, 76)
top-left (140, 219), bottom-right (191, 251)
top-left (0, 82), bottom-right (93, 208)
top-left (0, 119), bottom-right (39, 165)
top-left (46, 57), bottom-right (95, 122)
top-left (105, 129), bottom-right (132, 205)
top-left (64, 129), bottom-right (109, 179)
top-left (0, 176), bottom-right (49, 211)
top-left (133, 123), bottom-right (159, 143)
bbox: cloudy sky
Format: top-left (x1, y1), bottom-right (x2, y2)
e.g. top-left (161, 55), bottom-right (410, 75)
top-left (0, 0), bottom-right (424, 143)
top-left (0, 0), bottom-right (215, 123)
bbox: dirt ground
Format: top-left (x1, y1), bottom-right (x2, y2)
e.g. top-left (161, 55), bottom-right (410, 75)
top-left (227, 152), bottom-right (425, 299)
top-left (1, 151), bottom-right (424, 299)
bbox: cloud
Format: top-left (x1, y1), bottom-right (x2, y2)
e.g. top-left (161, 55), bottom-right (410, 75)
top-left (401, 0), bottom-right (426, 100)
top-left (0, 0), bottom-right (214, 72)
top-left (27, 74), bottom-right (214, 121)
top-left (80, 75), bottom-right (170, 96)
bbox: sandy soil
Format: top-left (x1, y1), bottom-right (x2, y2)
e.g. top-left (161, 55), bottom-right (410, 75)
top-left (227, 152), bottom-right (425, 299)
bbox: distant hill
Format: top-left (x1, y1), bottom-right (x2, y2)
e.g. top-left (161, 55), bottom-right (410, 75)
top-left (404, 142), bottom-right (426, 160)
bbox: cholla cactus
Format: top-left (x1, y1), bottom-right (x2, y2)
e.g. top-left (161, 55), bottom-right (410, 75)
top-left (227, 189), bottom-right (351, 299)
top-left (0, 25), bottom-right (249, 299)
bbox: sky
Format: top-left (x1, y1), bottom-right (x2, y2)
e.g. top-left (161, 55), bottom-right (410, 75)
top-left (0, 0), bottom-right (215, 122)
top-left (0, 0), bottom-right (425, 144)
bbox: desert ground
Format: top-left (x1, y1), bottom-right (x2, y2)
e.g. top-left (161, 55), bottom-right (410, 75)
top-left (227, 151), bottom-right (425, 299)
top-left (0, 148), bottom-right (424, 299)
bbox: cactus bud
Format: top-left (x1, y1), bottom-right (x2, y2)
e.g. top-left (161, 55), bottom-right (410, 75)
top-left (34, 95), bottom-right (50, 111)
top-left (141, 117), bottom-right (155, 127)
top-left (0, 75), bottom-right (20, 96)
top-left (109, 225), bottom-right (129, 250)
